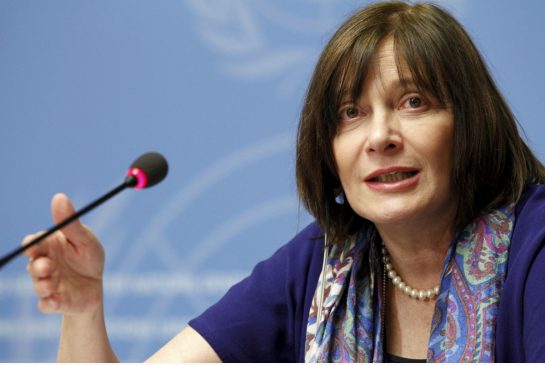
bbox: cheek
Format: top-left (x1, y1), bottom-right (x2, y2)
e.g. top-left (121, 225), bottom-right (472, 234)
top-left (413, 115), bottom-right (453, 157)
top-left (332, 135), bottom-right (360, 184)
top-left (424, 125), bottom-right (454, 180)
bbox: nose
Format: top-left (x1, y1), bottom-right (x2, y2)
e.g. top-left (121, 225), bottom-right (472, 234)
top-left (365, 110), bottom-right (402, 154)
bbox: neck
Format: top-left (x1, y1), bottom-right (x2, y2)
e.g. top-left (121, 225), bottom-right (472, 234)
top-left (375, 214), bottom-right (455, 291)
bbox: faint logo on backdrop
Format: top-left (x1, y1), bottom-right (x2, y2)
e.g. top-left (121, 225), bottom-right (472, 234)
top-left (184, 0), bottom-right (467, 97)
top-left (184, 0), bottom-right (348, 96)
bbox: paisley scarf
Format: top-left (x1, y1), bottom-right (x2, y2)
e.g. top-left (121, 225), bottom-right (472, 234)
top-left (305, 204), bottom-right (514, 362)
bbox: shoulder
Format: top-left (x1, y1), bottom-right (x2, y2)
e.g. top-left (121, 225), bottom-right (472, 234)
top-left (496, 184), bottom-right (545, 361)
top-left (275, 221), bottom-right (324, 269)
top-left (237, 221), bottom-right (324, 288)
top-left (232, 221), bottom-right (325, 303)
top-left (514, 183), bottom-right (545, 222)
top-left (509, 184), bottom-right (545, 264)
top-left (188, 221), bottom-right (325, 362)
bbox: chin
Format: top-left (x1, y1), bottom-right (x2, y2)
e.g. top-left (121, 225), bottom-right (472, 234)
top-left (354, 200), bottom-right (427, 227)
top-left (363, 212), bottom-right (416, 227)
top-left (354, 207), bottom-right (410, 225)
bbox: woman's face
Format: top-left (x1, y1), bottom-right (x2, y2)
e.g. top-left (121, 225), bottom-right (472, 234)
top-left (333, 38), bottom-right (456, 230)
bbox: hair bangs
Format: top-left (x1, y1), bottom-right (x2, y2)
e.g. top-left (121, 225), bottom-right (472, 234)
top-left (392, 35), bottom-right (450, 107)
top-left (389, 5), bottom-right (454, 107)
top-left (326, 32), bottom-right (387, 130)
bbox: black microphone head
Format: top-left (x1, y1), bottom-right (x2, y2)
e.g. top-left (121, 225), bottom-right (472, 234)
top-left (125, 152), bottom-right (168, 189)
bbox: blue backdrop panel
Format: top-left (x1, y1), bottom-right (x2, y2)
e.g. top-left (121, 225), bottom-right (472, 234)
top-left (0, 0), bottom-right (544, 361)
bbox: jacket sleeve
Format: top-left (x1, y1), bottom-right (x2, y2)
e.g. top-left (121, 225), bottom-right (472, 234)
top-left (522, 237), bottom-right (545, 361)
top-left (188, 222), bottom-right (323, 362)
top-left (496, 184), bottom-right (545, 361)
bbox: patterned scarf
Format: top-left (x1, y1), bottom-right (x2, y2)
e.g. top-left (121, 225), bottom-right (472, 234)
top-left (305, 204), bottom-right (514, 362)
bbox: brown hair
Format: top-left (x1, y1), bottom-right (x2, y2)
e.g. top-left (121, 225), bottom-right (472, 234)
top-left (296, 1), bottom-right (545, 243)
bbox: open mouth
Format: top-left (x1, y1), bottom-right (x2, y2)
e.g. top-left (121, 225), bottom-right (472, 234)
top-left (370, 170), bottom-right (418, 183)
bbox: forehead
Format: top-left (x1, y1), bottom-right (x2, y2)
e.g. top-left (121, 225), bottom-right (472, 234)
top-left (367, 39), bottom-right (406, 86)
top-left (341, 38), bottom-right (415, 99)
top-left (369, 38), bottom-right (396, 70)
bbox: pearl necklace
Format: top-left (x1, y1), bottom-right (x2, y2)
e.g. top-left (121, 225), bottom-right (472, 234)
top-left (381, 244), bottom-right (440, 300)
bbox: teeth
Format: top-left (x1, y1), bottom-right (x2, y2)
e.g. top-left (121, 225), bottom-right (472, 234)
top-left (374, 171), bottom-right (415, 182)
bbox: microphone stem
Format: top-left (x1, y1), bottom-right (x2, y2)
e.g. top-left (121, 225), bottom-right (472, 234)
top-left (0, 176), bottom-right (136, 269)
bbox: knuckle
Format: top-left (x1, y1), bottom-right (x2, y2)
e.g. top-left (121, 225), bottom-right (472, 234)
top-left (38, 299), bottom-right (53, 313)
top-left (38, 296), bottom-right (60, 313)
top-left (28, 259), bottom-right (46, 278)
top-left (35, 258), bottom-right (50, 274)
top-left (34, 279), bottom-right (54, 298)
top-left (22, 234), bottom-right (33, 245)
top-left (33, 281), bottom-right (45, 297)
top-left (21, 235), bottom-right (35, 251)
top-left (27, 262), bottom-right (39, 278)
top-left (22, 231), bottom-right (45, 245)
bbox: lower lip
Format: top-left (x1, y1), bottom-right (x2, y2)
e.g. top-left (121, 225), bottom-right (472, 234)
top-left (365, 172), bottom-right (420, 192)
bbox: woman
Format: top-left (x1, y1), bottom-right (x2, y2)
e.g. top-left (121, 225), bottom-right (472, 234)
top-left (24, 1), bottom-right (545, 362)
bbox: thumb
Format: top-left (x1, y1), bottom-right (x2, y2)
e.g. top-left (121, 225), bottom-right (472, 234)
top-left (51, 193), bottom-right (88, 244)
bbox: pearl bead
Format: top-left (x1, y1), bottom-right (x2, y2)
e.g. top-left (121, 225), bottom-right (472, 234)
top-left (382, 243), bottom-right (439, 301)
top-left (426, 289), bottom-right (434, 298)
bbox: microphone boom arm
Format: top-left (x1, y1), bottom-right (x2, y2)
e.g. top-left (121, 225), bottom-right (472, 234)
top-left (0, 175), bottom-right (137, 269)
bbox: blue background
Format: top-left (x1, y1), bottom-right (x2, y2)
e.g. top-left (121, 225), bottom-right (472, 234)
top-left (0, 0), bottom-right (544, 361)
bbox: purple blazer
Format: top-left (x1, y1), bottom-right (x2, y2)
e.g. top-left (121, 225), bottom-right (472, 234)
top-left (190, 184), bottom-right (545, 362)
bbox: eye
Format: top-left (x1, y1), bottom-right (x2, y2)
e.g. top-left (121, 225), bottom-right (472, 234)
top-left (345, 106), bottom-right (359, 118)
top-left (399, 94), bottom-right (429, 111)
top-left (408, 97), bottom-right (422, 108)
top-left (338, 104), bottom-right (364, 123)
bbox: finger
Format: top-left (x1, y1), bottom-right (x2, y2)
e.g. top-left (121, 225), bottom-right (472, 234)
top-left (37, 294), bottom-right (61, 313)
top-left (51, 193), bottom-right (88, 245)
top-left (21, 231), bottom-right (48, 259)
top-left (27, 256), bottom-right (56, 279)
top-left (33, 277), bottom-right (59, 299)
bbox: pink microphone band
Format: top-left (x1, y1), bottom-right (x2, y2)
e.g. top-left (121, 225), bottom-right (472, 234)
top-left (126, 167), bottom-right (148, 189)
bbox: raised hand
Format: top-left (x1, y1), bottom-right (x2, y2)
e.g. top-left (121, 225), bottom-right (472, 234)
top-left (24, 193), bottom-right (105, 314)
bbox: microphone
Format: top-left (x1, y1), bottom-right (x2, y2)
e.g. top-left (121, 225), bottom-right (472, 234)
top-left (0, 152), bottom-right (168, 269)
